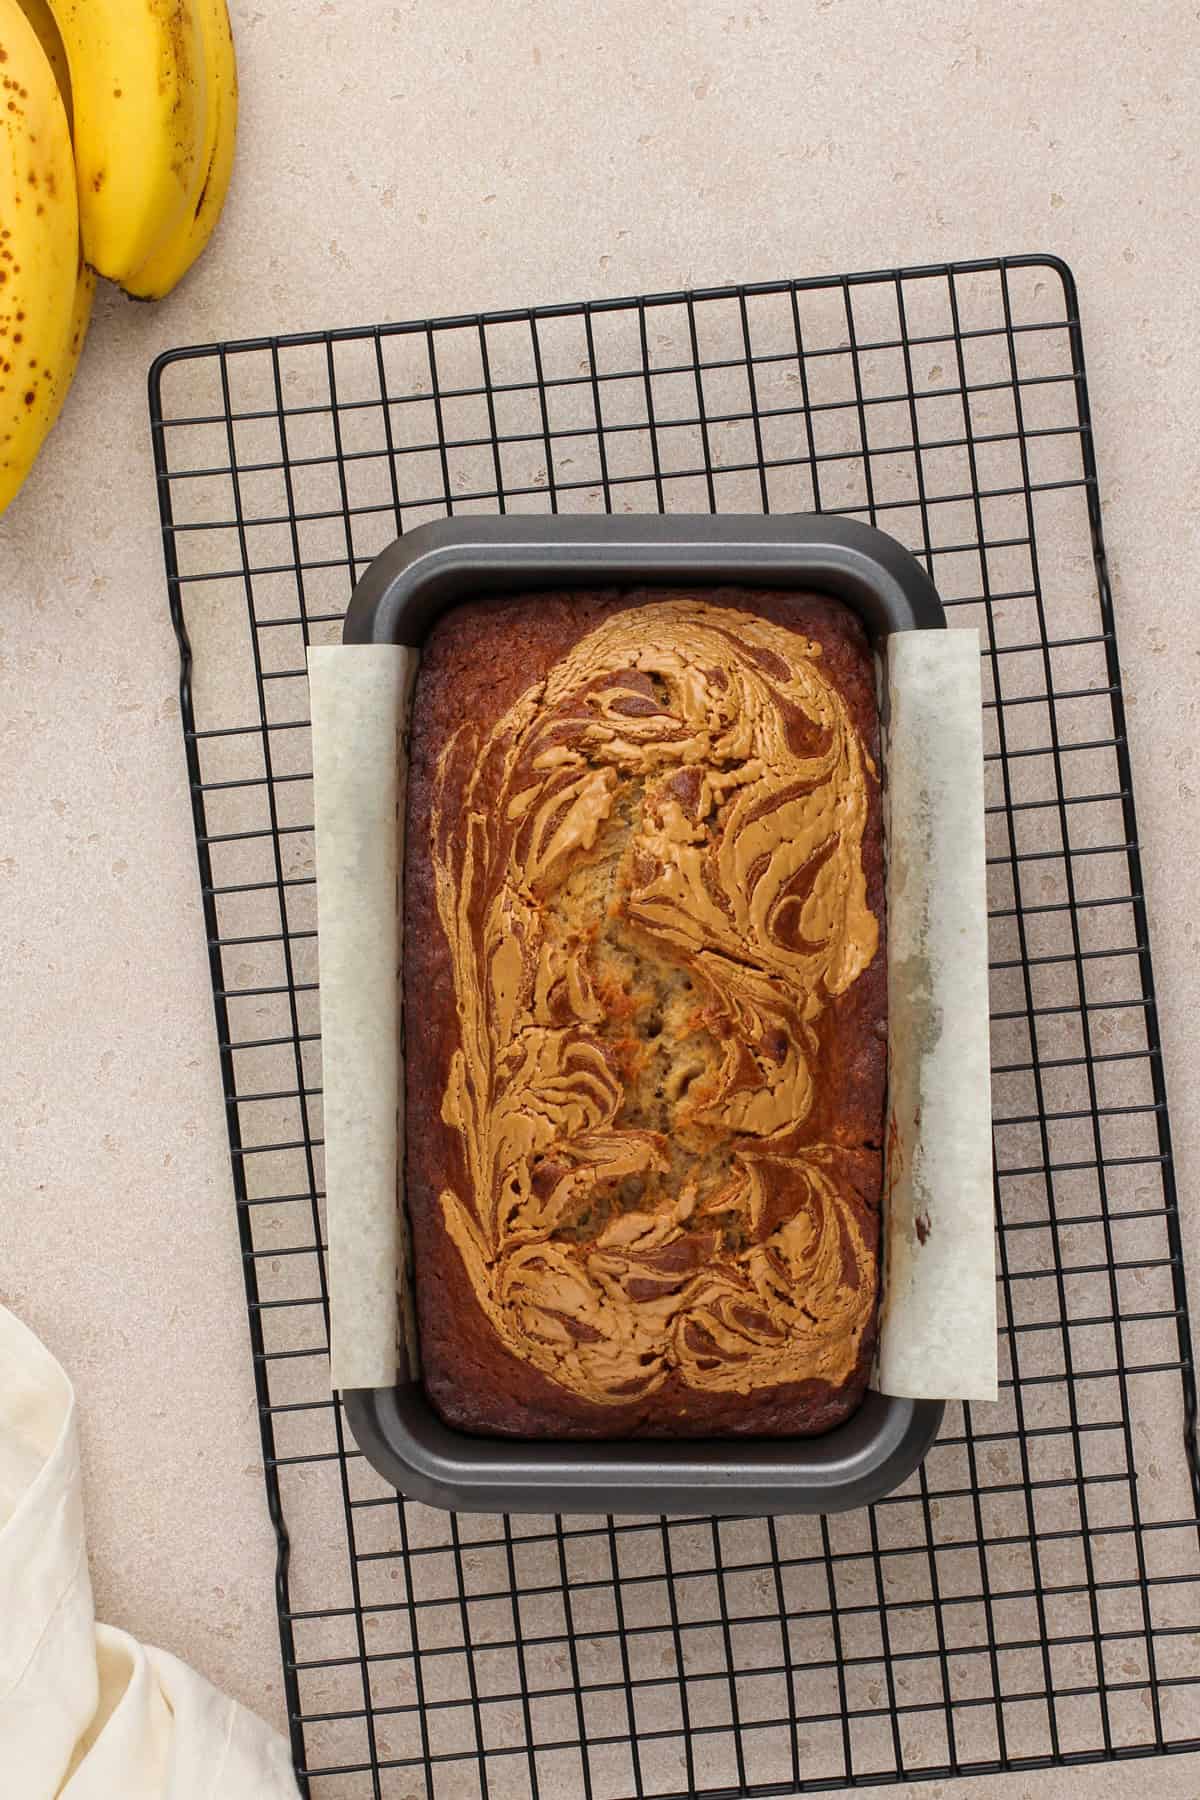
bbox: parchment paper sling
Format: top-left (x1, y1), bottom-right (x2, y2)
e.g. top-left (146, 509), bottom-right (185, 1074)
top-left (308, 629), bottom-right (995, 1405)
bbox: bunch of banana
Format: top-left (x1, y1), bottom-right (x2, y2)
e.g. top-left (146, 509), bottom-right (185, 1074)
top-left (0, 0), bottom-right (237, 513)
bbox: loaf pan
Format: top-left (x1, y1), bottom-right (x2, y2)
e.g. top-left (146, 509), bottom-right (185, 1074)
top-left (341, 512), bottom-right (946, 1515)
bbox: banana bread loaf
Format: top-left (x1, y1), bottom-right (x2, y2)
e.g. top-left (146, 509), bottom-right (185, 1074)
top-left (404, 586), bottom-right (885, 1437)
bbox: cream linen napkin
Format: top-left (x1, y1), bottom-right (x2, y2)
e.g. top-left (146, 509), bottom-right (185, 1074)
top-left (0, 1304), bottom-right (299, 1799)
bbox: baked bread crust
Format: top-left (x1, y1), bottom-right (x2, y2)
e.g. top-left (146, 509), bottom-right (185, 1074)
top-left (404, 587), bottom-right (885, 1438)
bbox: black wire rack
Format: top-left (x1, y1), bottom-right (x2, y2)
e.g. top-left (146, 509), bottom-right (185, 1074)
top-left (150, 255), bottom-right (1200, 1800)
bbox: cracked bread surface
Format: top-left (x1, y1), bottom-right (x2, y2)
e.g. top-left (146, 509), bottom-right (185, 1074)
top-left (404, 586), bottom-right (885, 1438)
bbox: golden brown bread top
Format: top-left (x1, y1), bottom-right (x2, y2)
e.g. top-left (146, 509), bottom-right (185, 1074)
top-left (427, 597), bottom-right (880, 1410)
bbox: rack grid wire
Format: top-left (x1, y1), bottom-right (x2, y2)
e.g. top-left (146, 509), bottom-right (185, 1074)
top-left (150, 255), bottom-right (1200, 1800)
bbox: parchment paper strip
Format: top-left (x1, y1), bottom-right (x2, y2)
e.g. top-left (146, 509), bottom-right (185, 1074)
top-left (309, 644), bottom-right (417, 1391)
top-left (877, 629), bottom-right (996, 1401)
top-left (310, 628), bottom-right (995, 1406)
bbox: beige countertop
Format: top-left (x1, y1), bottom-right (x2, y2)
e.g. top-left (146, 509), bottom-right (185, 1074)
top-left (2, 3), bottom-right (1198, 1797)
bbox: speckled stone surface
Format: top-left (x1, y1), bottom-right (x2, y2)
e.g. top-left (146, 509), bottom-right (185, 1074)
top-left (1, 3), bottom-right (1197, 1795)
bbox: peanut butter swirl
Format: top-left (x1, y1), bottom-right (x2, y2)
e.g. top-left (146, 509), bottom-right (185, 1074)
top-left (429, 599), bottom-right (880, 1409)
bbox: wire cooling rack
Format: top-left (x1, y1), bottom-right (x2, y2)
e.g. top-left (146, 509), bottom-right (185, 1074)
top-left (150, 256), bottom-right (1200, 1799)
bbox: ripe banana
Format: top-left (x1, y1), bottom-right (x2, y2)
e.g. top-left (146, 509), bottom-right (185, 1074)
top-left (16, 0), bottom-right (71, 121)
top-left (45, 0), bottom-right (209, 285)
top-left (0, 0), bottom-right (86, 513)
top-left (124, 0), bottom-right (237, 300)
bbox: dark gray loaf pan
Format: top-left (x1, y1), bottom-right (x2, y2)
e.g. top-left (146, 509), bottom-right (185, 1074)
top-left (341, 512), bottom-right (946, 1515)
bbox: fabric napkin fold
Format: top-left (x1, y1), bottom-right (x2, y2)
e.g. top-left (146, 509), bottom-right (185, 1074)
top-left (0, 1303), bottom-right (299, 1799)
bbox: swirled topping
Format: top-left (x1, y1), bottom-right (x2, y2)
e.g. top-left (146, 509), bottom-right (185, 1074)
top-left (429, 599), bottom-right (880, 1408)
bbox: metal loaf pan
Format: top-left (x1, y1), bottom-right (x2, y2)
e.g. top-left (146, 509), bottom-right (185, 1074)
top-left (342, 513), bottom-right (946, 1515)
